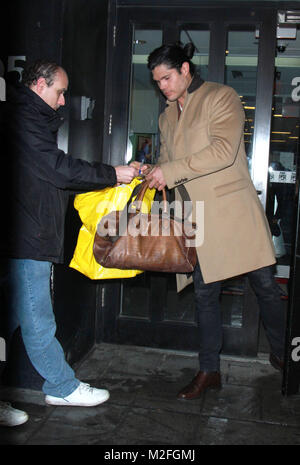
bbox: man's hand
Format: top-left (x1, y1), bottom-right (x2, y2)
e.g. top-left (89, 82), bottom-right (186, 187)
top-left (130, 161), bottom-right (151, 176)
top-left (115, 165), bottom-right (136, 184)
top-left (146, 166), bottom-right (167, 191)
top-left (129, 161), bottom-right (141, 172)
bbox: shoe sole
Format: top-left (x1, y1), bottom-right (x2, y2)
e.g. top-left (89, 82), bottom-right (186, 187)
top-left (45, 391), bottom-right (110, 407)
top-left (0, 415), bottom-right (29, 427)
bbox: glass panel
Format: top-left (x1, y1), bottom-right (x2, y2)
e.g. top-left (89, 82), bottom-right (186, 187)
top-left (126, 28), bottom-right (163, 165)
top-left (225, 27), bottom-right (259, 177)
top-left (180, 27), bottom-right (210, 81)
top-left (222, 27), bottom-right (259, 328)
top-left (266, 25), bottom-right (300, 280)
top-left (121, 28), bottom-right (162, 319)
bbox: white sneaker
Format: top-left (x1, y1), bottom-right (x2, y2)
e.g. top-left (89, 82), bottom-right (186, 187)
top-left (45, 383), bottom-right (110, 407)
top-left (0, 401), bottom-right (29, 427)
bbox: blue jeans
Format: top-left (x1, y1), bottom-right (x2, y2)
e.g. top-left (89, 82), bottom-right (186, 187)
top-left (1, 258), bottom-right (80, 397)
top-left (193, 263), bottom-right (286, 372)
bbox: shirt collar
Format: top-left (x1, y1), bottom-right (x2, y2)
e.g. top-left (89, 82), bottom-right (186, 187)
top-left (187, 73), bottom-right (205, 94)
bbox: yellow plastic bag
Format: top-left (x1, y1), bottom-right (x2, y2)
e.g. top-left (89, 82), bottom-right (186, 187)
top-left (69, 178), bottom-right (155, 279)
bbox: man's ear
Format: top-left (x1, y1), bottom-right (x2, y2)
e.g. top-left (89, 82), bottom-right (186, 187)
top-left (35, 77), bottom-right (47, 95)
top-left (181, 61), bottom-right (190, 77)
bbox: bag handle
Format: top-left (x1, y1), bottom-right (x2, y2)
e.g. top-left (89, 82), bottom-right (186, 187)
top-left (131, 180), bottom-right (192, 220)
top-left (132, 180), bottom-right (167, 213)
top-left (102, 179), bottom-right (193, 243)
top-left (108, 179), bottom-right (157, 242)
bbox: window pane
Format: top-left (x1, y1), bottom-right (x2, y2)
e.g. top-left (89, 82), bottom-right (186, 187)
top-left (180, 28), bottom-right (210, 81)
top-left (225, 27), bottom-right (259, 177)
top-left (222, 27), bottom-right (259, 328)
top-left (126, 29), bottom-right (162, 165)
top-left (266, 25), bottom-right (300, 279)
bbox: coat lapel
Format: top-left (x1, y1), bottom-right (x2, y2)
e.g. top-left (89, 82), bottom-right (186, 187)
top-left (163, 74), bottom-right (206, 155)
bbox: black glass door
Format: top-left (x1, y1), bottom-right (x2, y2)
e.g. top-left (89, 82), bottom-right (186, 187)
top-left (101, 4), bottom-right (298, 363)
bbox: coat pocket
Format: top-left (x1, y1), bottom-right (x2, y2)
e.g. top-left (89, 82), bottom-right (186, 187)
top-left (214, 178), bottom-right (250, 197)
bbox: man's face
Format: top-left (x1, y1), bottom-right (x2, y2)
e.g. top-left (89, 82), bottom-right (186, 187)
top-left (152, 62), bottom-right (190, 103)
top-left (32, 68), bottom-right (68, 110)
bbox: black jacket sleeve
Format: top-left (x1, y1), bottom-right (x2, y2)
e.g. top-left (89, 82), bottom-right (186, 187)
top-left (12, 106), bottom-right (117, 191)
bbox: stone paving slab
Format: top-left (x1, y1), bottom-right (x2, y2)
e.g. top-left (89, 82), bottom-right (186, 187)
top-left (0, 343), bottom-right (300, 445)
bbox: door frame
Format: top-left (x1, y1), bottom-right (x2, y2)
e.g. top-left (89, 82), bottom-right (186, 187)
top-left (101, 0), bottom-right (300, 395)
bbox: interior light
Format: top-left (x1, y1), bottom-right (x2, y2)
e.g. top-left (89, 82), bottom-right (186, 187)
top-left (271, 131), bottom-right (291, 134)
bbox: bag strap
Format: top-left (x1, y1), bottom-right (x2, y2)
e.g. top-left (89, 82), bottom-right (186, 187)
top-left (177, 183), bottom-right (191, 202)
top-left (175, 184), bottom-right (193, 220)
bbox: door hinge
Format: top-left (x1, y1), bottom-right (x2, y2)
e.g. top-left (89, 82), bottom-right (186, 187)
top-left (113, 25), bottom-right (117, 47)
top-left (108, 114), bottom-right (112, 135)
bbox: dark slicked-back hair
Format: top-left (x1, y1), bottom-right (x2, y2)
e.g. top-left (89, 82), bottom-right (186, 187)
top-left (148, 42), bottom-right (196, 76)
top-left (22, 60), bottom-right (61, 87)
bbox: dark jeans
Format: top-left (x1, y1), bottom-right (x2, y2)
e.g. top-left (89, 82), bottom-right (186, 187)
top-left (193, 262), bottom-right (286, 372)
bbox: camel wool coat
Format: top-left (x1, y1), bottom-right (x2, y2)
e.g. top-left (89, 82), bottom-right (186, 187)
top-left (158, 76), bottom-right (276, 290)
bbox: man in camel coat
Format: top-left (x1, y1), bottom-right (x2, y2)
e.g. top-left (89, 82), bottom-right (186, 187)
top-left (143, 42), bottom-right (286, 399)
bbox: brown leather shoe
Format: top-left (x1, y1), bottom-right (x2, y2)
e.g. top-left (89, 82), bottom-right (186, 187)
top-left (269, 353), bottom-right (284, 371)
top-left (177, 371), bottom-right (221, 400)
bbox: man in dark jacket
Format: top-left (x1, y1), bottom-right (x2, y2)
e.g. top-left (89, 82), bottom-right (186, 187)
top-left (0, 60), bottom-right (137, 407)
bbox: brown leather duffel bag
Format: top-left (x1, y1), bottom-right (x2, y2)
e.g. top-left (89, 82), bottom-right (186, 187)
top-left (93, 180), bottom-right (197, 273)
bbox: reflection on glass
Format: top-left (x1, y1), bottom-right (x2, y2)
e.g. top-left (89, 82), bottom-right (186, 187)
top-left (266, 25), bottom-right (300, 279)
top-left (126, 29), bottom-right (162, 165)
top-left (225, 27), bottom-right (258, 177)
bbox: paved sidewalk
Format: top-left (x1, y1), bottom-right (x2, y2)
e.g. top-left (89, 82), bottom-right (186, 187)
top-left (1, 343), bottom-right (300, 445)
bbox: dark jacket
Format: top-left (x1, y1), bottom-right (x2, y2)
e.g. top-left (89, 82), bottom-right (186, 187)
top-left (0, 84), bottom-right (117, 263)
